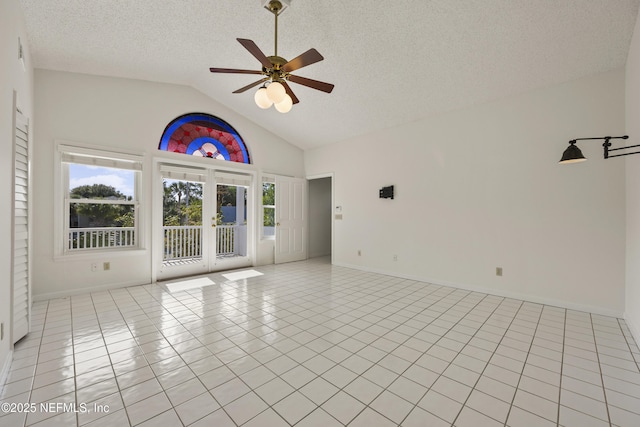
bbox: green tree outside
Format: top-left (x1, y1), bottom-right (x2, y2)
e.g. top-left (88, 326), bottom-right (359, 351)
top-left (263, 183), bottom-right (275, 227)
top-left (70, 184), bottom-right (133, 227)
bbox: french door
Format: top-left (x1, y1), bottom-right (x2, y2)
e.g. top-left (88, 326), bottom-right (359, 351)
top-left (213, 171), bottom-right (252, 271)
top-left (157, 165), bottom-right (253, 280)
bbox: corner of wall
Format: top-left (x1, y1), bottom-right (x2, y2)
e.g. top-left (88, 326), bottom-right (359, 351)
top-left (625, 313), bottom-right (640, 349)
top-left (625, 8), bottom-right (640, 348)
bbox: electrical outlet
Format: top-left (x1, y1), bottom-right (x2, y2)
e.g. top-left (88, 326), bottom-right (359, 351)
top-left (393, 254), bottom-right (398, 261)
top-left (103, 262), bottom-right (111, 271)
top-left (496, 267), bottom-right (503, 276)
top-left (91, 262), bottom-right (99, 272)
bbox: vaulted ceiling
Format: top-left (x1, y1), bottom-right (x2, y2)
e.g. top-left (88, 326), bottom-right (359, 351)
top-left (19, 0), bottom-right (640, 149)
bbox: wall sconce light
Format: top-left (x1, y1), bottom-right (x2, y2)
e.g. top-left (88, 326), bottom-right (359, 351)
top-left (559, 135), bottom-right (637, 164)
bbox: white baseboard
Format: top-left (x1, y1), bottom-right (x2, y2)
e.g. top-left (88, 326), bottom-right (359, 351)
top-left (334, 262), bottom-right (624, 318)
top-left (31, 260), bottom-right (630, 322)
top-left (33, 279), bottom-right (149, 302)
top-left (0, 350), bottom-right (14, 394)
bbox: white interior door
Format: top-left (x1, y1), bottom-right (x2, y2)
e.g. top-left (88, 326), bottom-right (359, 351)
top-left (13, 108), bottom-right (30, 343)
top-left (275, 176), bottom-right (307, 264)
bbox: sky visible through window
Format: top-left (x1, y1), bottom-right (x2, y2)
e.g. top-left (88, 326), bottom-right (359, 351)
top-left (69, 164), bottom-right (134, 197)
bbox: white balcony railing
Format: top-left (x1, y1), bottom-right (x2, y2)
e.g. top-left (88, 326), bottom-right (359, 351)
top-left (164, 225), bottom-right (203, 261)
top-left (216, 225), bottom-right (236, 256)
top-left (68, 227), bottom-right (136, 251)
top-left (163, 224), bottom-right (243, 262)
top-left (67, 225), bottom-right (244, 258)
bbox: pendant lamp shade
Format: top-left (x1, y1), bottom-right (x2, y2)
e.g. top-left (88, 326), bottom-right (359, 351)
top-left (254, 87), bottom-right (273, 109)
top-left (559, 143), bottom-right (587, 164)
top-left (275, 94), bottom-right (293, 113)
top-left (266, 81), bottom-right (287, 104)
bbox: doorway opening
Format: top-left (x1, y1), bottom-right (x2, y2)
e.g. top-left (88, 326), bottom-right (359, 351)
top-left (308, 176), bottom-right (332, 260)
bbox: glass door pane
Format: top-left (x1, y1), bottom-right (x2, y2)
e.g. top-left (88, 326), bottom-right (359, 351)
top-left (214, 184), bottom-right (249, 268)
top-left (162, 178), bottom-right (204, 266)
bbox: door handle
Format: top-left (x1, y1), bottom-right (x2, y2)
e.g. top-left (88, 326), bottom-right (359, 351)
top-left (277, 222), bottom-right (281, 226)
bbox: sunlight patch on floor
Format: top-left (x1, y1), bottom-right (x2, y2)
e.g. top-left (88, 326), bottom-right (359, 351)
top-left (163, 277), bottom-right (216, 292)
top-left (222, 269), bottom-right (264, 281)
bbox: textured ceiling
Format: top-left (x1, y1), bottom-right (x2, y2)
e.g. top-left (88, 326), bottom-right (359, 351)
top-left (19, 0), bottom-right (640, 149)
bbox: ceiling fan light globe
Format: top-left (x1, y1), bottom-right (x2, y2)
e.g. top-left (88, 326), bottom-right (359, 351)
top-left (266, 81), bottom-right (287, 104)
top-left (255, 87), bottom-right (273, 109)
top-left (275, 94), bottom-right (293, 113)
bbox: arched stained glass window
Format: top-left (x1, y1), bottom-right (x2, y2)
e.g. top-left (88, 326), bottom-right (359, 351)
top-left (159, 113), bottom-right (250, 164)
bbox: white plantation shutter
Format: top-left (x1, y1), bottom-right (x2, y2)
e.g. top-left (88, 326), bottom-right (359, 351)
top-left (13, 110), bottom-right (30, 343)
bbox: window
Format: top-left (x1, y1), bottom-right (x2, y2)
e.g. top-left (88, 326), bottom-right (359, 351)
top-left (262, 177), bottom-right (275, 238)
top-left (158, 113), bottom-right (251, 164)
top-left (59, 145), bottom-right (142, 253)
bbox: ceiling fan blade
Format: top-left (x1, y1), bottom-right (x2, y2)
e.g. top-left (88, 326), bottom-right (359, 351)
top-left (281, 48), bottom-right (324, 73)
top-left (281, 81), bottom-right (300, 104)
top-left (233, 78), bottom-right (269, 94)
top-left (288, 74), bottom-right (335, 93)
top-left (210, 67), bottom-right (263, 75)
top-left (237, 38), bottom-right (273, 69)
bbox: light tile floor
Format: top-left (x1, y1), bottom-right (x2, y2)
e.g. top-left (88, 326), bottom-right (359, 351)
top-left (2, 258), bottom-right (640, 426)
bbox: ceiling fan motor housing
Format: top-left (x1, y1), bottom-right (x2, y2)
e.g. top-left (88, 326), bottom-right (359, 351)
top-left (262, 0), bottom-right (291, 15)
top-left (266, 56), bottom-right (288, 72)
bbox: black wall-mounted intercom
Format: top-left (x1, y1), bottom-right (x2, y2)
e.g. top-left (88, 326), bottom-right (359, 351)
top-left (379, 185), bottom-right (394, 199)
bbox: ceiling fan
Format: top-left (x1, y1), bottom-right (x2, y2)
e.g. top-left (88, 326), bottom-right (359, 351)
top-left (209, 0), bottom-right (334, 113)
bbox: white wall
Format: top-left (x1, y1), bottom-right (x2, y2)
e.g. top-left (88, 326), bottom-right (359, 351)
top-left (308, 177), bottom-right (332, 258)
top-left (305, 69), bottom-right (627, 316)
top-left (626, 15), bottom-right (640, 344)
top-left (0, 0), bottom-right (34, 381)
top-left (33, 70), bottom-right (304, 299)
